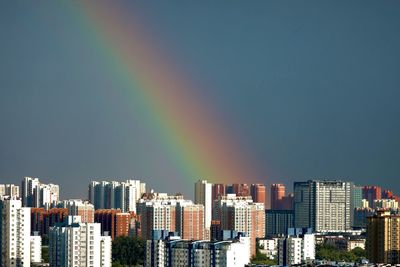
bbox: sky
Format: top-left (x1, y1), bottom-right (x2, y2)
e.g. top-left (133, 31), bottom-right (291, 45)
top-left (1, 1), bottom-right (400, 199)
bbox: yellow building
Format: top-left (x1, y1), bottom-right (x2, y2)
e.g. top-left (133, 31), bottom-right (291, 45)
top-left (367, 210), bottom-right (400, 264)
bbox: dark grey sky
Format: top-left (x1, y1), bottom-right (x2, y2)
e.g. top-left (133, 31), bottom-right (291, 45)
top-left (1, 1), bottom-right (400, 199)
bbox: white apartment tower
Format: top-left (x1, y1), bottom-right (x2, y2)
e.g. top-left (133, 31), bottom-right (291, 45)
top-left (194, 180), bottom-right (212, 239)
top-left (49, 215), bottom-right (111, 267)
top-left (21, 177), bottom-right (40, 207)
top-left (294, 180), bottom-right (352, 232)
top-left (30, 235), bottom-right (42, 264)
top-left (213, 194), bottom-right (265, 255)
top-left (21, 177), bottom-right (59, 209)
top-left (0, 184), bottom-right (20, 198)
top-left (0, 197), bottom-right (31, 267)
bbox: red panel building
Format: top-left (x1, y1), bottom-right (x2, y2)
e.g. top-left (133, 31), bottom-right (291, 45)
top-left (271, 184), bottom-right (286, 209)
top-left (250, 183), bottom-right (266, 205)
top-left (232, 183), bottom-right (250, 197)
top-left (95, 209), bottom-right (131, 240)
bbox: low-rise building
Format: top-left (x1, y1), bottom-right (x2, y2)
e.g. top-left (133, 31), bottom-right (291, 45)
top-left (146, 231), bottom-right (250, 267)
top-left (258, 238), bottom-right (278, 259)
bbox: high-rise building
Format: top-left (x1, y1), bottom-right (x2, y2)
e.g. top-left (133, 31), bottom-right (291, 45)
top-left (280, 193), bottom-right (294, 210)
top-left (21, 177), bottom-right (59, 209)
top-left (353, 207), bottom-right (375, 228)
top-left (271, 184), bottom-right (286, 209)
top-left (31, 208), bottom-right (46, 236)
top-left (382, 190), bottom-right (394, 199)
top-left (363, 186), bottom-right (382, 208)
top-left (61, 199), bottom-right (94, 223)
top-left (194, 180), bottom-right (212, 238)
top-left (294, 180), bottom-right (352, 232)
top-left (94, 209), bottom-right (131, 240)
top-left (213, 194), bottom-right (265, 255)
top-left (43, 208), bottom-right (68, 235)
top-left (367, 210), bottom-right (400, 264)
top-left (265, 209), bottom-right (294, 237)
top-left (0, 197), bottom-right (32, 267)
top-left (251, 183), bottom-right (266, 205)
top-left (212, 184), bottom-right (225, 200)
top-left (137, 194), bottom-right (177, 240)
top-left (88, 179), bottom-right (146, 212)
top-left (37, 183), bottom-right (59, 210)
top-left (232, 183), bottom-right (250, 197)
top-left (352, 185), bottom-right (363, 209)
top-left (21, 177), bottom-right (40, 207)
top-left (137, 193), bottom-right (205, 241)
top-left (0, 184), bottom-right (20, 198)
top-left (176, 201), bottom-right (205, 240)
top-left (49, 216), bottom-right (112, 267)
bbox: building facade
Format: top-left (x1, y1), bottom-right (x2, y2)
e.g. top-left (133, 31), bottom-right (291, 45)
top-left (21, 177), bottom-right (59, 209)
top-left (266, 209), bottom-right (294, 237)
top-left (194, 180), bottom-right (212, 239)
top-left (146, 234), bottom-right (250, 267)
top-left (367, 210), bottom-right (400, 264)
top-left (294, 180), bottom-right (352, 232)
top-left (363, 186), bottom-right (382, 208)
top-left (278, 230), bottom-right (315, 266)
top-left (250, 183), bottom-right (266, 205)
top-left (0, 184), bottom-right (20, 198)
top-left (88, 179), bottom-right (146, 212)
top-left (271, 184), bottom-right (286, 210)
top-left (61, 199), bottom-right (95, 223)
top-left (49, 216), bottom-right (111, 267)
top-left (0, 198), bottom-right (32, 267)
top-left (137, 193), bottom-right (205, 241)
top-left (94, 209), bottom-right (131, 240)
top-left (213, 194), bottom-right (265, 255)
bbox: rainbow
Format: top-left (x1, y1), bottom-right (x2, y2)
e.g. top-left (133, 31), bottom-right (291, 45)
top-left (74, 2), bottom-right (262, 189)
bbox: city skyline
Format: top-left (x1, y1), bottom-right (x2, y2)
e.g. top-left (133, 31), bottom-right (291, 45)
top-left (1, 1), bottom-right (400, 199)
top-left (2, 177), bottom-right (399, 265)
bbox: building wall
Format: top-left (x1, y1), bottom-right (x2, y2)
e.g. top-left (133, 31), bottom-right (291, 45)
top-left (49, 216), bottom-right (111, 267)
top-left (271, 184), bottom-right (285, 210)
top-left (30, 235), bottom-right (42, 263)
top-left (367, 211), bottom-right (400, 264)
top-left (1, 198), bottom-right (31, 267)
top-left (294, 180), bottom-right (352, 232)
top-left (195, 180), bottom-right (212, 236)
top-left (266, 209), bottom-right (294, 236)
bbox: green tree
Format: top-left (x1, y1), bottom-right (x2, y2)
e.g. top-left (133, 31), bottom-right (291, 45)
top-left (112, 236), bottom-right (146, 266)
top-left (42, 246), bottom-right (49, 263)
top-left (251, 241), bottom-right (277, 265)
top-left (316, 243), bottom-right (366, 262)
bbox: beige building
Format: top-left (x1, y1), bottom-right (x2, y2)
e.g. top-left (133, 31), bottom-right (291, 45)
top-left (367, 210), bottom-right (400, 264)
top-left (137, 193), bottom-right (205, 241)
top-left (213, 194), bottom-right (265, 255)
